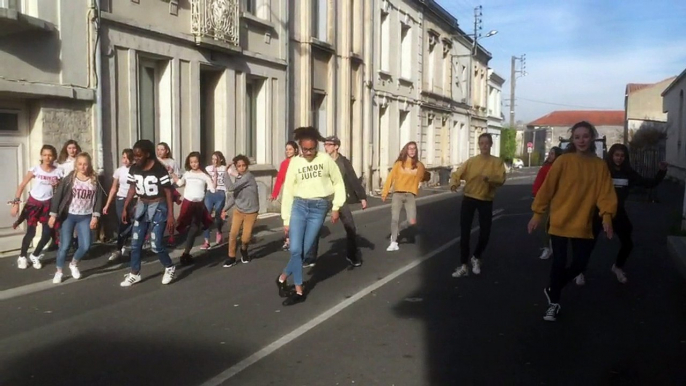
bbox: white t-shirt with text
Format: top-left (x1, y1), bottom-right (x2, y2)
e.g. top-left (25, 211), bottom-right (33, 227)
top-left (29, 166), bottom-right (64, 201)
top-left (176, 170), bottom-right (216, 202)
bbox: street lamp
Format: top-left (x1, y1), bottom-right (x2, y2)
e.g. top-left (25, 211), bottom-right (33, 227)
top-left (484, 30), bottom-right (498, 38)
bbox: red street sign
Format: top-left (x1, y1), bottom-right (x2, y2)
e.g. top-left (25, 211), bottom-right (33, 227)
top-left (527, 142), bottom-right (533, 148)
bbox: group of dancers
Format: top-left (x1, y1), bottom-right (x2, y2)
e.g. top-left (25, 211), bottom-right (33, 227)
top-left (446, 121), bottom-right (667, 322)
top-left (10, 122), bottom-right (666, 314)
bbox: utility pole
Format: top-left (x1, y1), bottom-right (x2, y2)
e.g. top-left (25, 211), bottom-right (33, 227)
top-left (472, 6), bottom-right (482, 56)
top-left (508, 54), bottom-right (526, 128)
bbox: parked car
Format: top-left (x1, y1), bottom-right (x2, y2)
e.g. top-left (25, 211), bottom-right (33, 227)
top-left (512, 158), bottom-right (524, 169)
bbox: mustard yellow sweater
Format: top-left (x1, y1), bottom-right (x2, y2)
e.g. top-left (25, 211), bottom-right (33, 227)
top-left (450, 155), bottom-right (506, 201)
top-left (381, 159), bottom-right (426, 198)
top-left (532, 153), bottom-right (617, 239)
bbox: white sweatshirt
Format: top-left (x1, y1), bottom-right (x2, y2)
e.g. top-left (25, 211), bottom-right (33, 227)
top-left (176, 170), bottom-right (216, 202)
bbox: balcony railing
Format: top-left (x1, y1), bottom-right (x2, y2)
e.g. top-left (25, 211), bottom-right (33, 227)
top-left (191, 0), bottom-right (239, 48)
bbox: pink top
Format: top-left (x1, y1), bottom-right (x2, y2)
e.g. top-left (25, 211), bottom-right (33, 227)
top-left (69, 177), bottom-right (97, 215)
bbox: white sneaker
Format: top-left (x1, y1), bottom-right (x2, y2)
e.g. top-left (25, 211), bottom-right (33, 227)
top-left (386, 241), bottom-right (399, 252)
top-left (538, 247), bottom-right (552, 260)
top-left (451, 264), bottom-right (469, 278)
top-left (120, 273), bottom-right (142, 287)
top-left (611, 264), bottom-right (628, 284)
top-left (162, 265), bottom-right (176, 285)
top-left (69, 263), bottom-right (81, 280)
top-left (17, 256), bottom-right (28, 270)
top-left (575, 273), bottom-right (585, 286)
top-left (108, 250), bottom-right (122, 262)
top-left (470, 257), bottom-right (481, 275)
top-left (52, 272), bottom-right (63, 284)
top-left (29, 254), bottom-right (43, 269)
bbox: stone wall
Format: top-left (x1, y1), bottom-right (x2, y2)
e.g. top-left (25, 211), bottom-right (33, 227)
top-left (40, 99), bottom-right (94, 156)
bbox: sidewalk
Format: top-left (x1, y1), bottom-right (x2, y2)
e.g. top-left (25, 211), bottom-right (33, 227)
top-left (0, 186), bottom-right (453, 292)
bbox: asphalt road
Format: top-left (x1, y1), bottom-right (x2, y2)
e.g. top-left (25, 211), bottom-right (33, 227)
top-left (1, 168), bottom-right (685, 386)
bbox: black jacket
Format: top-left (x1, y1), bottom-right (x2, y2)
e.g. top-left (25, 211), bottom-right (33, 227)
top-left (50, 171), bottom-right (105, 220)
top-left (334, 154), bottom-right (367, 205)
top-left (611, 167), bottom-right (666, 210)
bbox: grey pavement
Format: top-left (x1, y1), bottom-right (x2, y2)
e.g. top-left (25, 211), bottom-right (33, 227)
top-left (2, 167), bottom-right (684, 386)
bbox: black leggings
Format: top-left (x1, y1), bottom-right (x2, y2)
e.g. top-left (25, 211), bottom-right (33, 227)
top-left (20, 223), bottom-right (52, 257)
top-left (549, 236), bottom-right (595, 303)
top-left (590, 208), bottom-right (634, 268)
top-left (460, 196), bottom-right (493, 264)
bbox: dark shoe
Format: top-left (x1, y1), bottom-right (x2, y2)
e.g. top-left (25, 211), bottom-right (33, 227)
top-left (282, 292), bottom-right (306, 306)
top-left (302, 259), bottom-right (316, 268)
top-left (346, 256), bottom-right (362, 267)
top-left (223, 258), bottom-right (237, 268)
top-left (180, 253), bottom-right (195, 266)
top-left (240, 248), bottom-right (251, 264)
top-left (275, 276), bottom-right (291, 298)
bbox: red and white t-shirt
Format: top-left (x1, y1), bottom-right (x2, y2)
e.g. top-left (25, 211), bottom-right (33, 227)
top-left (68, 177), bottom-right (97, 215)
top-left (29, 166), bottom-right (64, 201)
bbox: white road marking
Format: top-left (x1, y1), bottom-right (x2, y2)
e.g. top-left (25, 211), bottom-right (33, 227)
top-left (199, 209), bottom-right (504, 385)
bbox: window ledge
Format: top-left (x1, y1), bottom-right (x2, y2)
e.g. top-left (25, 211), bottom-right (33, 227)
top-left (398, 77), bottom-right (413, 85)
top-left (378, 70), bottom-right (393, 79)
top-left (310, 37), bottom-right (335, 52)
top-left (241, 12), bottom-right (276, 30)
top-left (249, 163), bottom-right (277, 172)
top-left (350, 52), bottom-right (364, 62)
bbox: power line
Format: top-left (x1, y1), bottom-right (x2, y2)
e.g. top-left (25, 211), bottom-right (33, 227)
top-left (516, 96), bottom-right (617, 110)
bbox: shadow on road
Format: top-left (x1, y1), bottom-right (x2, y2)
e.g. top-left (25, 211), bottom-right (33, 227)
top-left (0, 333), bottom-right (247, 386)
top-left (392, 183), bottom-right (686, 385)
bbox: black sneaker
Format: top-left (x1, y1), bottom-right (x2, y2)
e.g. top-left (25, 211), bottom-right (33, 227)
top-left (223, 258), bottom-right (237, 268)
top-left (275, 276), bottom-right (291, 298)
top-left (302, 259), bottom-right (316, 268)
top-left (282, 292), bottom-right (306, 306)
top-left (240, 248), bottom-right (251, 264)
top-left (180, 253), bottom-right (195, 266)
top-left (346, 256), bottom-right (362, 267)
top-left (543, 303), bottom-right (561, 322)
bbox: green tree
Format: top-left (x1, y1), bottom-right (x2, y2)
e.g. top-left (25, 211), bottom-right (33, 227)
top-left (500, 128), bottom-right (517, 162)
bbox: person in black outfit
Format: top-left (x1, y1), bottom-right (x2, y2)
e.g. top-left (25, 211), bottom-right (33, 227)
top-left (304, 136), bottom-right (367, 267)
top-left (578, 143), bottom-right (667, 285)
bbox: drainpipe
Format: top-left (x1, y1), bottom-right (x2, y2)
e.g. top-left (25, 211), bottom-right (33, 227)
top-left (364, 0), bottom-right (376, 194)
top-left (92, 0), bottom-right (104, 174)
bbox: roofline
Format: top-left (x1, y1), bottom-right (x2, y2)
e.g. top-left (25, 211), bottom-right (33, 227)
top-left (416, 0), bottom-right (458, 30)
top-left (662, 68), bottom-right (686, 97)
top-left (489, 69), bottom-right (505, 84)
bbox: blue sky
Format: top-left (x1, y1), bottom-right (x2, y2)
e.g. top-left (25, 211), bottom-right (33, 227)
top-left (438, 0), bottom-right (686, 123)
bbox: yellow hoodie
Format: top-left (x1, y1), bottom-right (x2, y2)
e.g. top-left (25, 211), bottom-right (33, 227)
top-left (281, 152), bottom-right (346, 226)
top-left (532, 153), bottom-right (617, 239)
top-left (450, 155), bottom-right (506, 201)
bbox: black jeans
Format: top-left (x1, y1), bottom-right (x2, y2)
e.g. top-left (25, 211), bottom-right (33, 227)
top-left (460, 196), bottom-right (493, 264)
top-left (21, 223), bottom-right (52, 257)
top-left (549, 236), bottom-right (595, 303)
top-left (307, 203), bottom-right (358, 261)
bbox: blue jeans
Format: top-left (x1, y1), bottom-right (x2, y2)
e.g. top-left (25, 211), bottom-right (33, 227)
top-left (115, 197), bottom-right (134, 250)
top-left (284, 198), bottom-right (330, 286)
top-left (56, 214), bottom-right (93, 269)
top-left (130, 201), bottom-right (173, 274)
top-left (203, 190), bottom-right (226, 239)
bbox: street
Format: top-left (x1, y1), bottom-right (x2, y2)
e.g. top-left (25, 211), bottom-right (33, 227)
top-left (1, 169), bottom-right (685, 386)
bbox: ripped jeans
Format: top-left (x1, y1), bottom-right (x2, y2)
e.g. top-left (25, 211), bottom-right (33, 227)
top-left (129, 200), bottom-right (173, 274)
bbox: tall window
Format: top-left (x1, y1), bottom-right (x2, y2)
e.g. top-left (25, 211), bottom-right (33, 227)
top-left (400, 23), bottom-right (412, 79)
top-left (245, 78), bottom-right (264, 159)
top-left (138, 61), bottom-right (157, 143)
top-left (244, 0), bottom-right (255, 13)
top-left (679, 90), bottom-right (684, 151)
top-left (312, 91), bottom-right (327, 135)
top-left (428, 42), bottom-right (436, 91)
top-left (441, 46), bottom-right (450, 93)
top-left (399, 110), bottom-right (410, 148)
top-left (313, 0), bottom-right (328, 42)
top-left (380, 12), bottom-right (390, 72)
